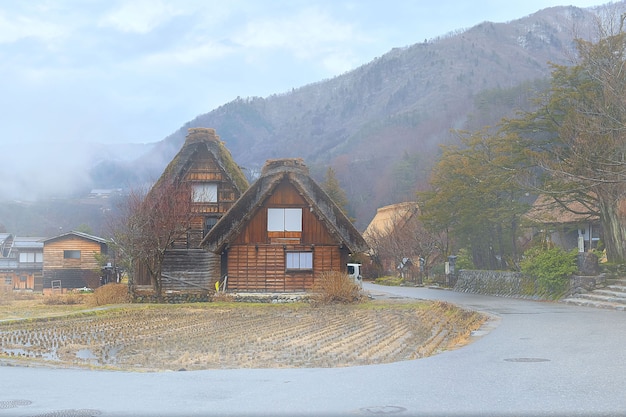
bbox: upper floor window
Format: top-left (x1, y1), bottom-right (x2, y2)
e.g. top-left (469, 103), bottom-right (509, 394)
top-left (63, 250), bottom-right (81, 259)
top-left (19, 252), bottom-right (43, 263)
top-left (192, 183), bottom-right (218, 203)
top-left (267, 208), bottom-right (302, 232)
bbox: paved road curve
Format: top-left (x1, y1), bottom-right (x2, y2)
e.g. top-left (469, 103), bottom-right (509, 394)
top-left (2, 283), bottom-right (626, 416)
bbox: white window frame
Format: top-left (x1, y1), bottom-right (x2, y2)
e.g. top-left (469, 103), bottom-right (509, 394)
top-left (286, 252), bottom-right (313, 270)
top-left (267, 208), bottom-right (302, 232)
top-left (192, 183), bottom-right (218, 203)
top-left (19, 252), bottom-right (42, 263)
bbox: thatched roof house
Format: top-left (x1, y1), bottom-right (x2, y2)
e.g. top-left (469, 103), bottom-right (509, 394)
top-left (202, 158), bottom-right (368, 292)
top-left (363, 202), bottom-right (420, 244)
top-left (156, 127), bottom-right (249, 197)
top-left (524, 194), bottom-right (600, 252)
top-left (135, 128), bottom-right (249, 291)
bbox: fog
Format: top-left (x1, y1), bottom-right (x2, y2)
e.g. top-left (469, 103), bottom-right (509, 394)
top-left (0, 1), bottom-right (603, 203)
top-left (0, 140), bottom-right (153, 202)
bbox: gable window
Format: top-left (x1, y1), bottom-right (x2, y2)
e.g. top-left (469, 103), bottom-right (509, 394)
top-left (63, 250), bottom-right (81, 259)
top-left (192, 183), bottom-right (218, 203)
top-left (286, 252), bottom-right (313, 270)
top-left (267, 208), bottom-right (302, 232)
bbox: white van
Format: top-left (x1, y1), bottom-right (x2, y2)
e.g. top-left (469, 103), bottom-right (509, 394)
top-left (347, 263), bottom-right (363, 287)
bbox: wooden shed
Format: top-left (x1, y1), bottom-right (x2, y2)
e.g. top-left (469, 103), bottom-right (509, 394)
top-left (202, 158), bottom-right (368, 292)
top-left (42, 231), bottom-right (108, 293)
top-left (134, 127), bottom-right (249, 292)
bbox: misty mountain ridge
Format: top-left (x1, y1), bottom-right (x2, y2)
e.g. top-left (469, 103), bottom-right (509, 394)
top-left (1, 3), bottom-right (613, 234)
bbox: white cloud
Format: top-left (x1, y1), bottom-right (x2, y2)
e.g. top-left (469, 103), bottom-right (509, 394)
top-left (0, 11), bottom-right (67, 44)
top-left (98, 0), bottom-right (186, 34)
top-left (233, 7), bottom-right (368, 72)
top-left (126, 39), bottom-right (234, 69)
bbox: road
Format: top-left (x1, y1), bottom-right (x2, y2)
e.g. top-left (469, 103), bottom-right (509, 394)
top-left (2, 282), bottom-right (626, 417)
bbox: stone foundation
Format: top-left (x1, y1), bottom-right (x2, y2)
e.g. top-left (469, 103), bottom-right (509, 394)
top-left (132, 290), bottom-right (210, 304)
top-left (569, 274), bottom-right (606, 294)
top-left (230, 292), bottom-right (311, 303)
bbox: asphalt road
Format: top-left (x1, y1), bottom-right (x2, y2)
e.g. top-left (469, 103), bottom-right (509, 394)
top-left (2, 282), bottom-right (626, 417)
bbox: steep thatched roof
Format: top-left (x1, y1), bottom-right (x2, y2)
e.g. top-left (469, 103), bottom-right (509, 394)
top-left (524, 194), bottom-right (598, 225)
top-left (155, 128), bottom-right (248, 193)
top-left (202, 158), bottom-right (368, 254)
top-left (363, 202), bottom-right (419, 242)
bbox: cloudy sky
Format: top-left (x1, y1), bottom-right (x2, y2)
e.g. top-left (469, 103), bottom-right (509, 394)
top-left (1, 0), bottom-right (604, 148)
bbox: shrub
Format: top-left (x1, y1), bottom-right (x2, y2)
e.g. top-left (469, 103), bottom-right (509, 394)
top-left (312, 271), bottom-right (363, 304)
top-left (456, 248), bottom-right (475, 270)
top-left (43, 293), bottom-right (85, 305)
top-left (599, 261), bottom-right (626, 278)
top-left (520, 247), bottom-right (577, 299)
top-left (0, 286), bottom-right (13, 305)
top-left (91, 283), bottom-right (130, 306)
top-left (374, 276), bottom-right (404, 286)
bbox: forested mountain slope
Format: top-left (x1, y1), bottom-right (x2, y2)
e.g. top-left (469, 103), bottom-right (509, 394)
top-left (112, 5), bottom-right (597, 229)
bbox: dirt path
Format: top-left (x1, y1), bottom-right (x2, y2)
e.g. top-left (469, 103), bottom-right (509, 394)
top-left (0, 300), bottom-right (485, 371)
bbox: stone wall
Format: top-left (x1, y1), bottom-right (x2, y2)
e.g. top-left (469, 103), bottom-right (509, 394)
top-left (131, 289), bottom-right (309, 304)
top-left (230, 292), bottom-right (311, 303)
top-left (453, 270), bottom-right (538, 299)
top-left (454, 269), bottom-right (603, 299)
top-left (569, 274), bottom-right (606, 294)
top-left (133, 290), bottom-right (210, 304)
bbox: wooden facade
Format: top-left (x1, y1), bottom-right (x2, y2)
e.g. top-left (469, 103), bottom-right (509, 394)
top-left (42, 231), bottom-right (108, 293)
top-left (203, 158), bottom-right (368, 292)
top-left (0, 235), bottom-right (44, 292)
top-left (134, 128), bottom-right (249, 291)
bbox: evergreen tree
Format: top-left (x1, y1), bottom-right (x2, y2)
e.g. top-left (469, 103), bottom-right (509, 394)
top-left (322, 167), bottom-right (353, 221)
top-left (418, 128), bottom-right (530, 269)
top-left (506, 16), bottom-right (626, 263)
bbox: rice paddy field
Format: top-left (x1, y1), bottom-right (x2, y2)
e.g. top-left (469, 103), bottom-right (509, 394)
top-left (0, 298), bottom-right (485, 371)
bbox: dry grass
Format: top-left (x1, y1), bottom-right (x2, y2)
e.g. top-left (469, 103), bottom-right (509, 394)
top-left (0, 299), bottom-right (486, 371)
top-left (90, 284), bottom-right (130, 306)
top-left (42, 293), bottom-right (86, 306)
top-left (0, 287), bottom-right (41, 305)
top-left (311, 271), bottom-right (364, 304)
top-left (0, 298), bottom-right (92, 321)
top-left (0, 286), bottom-right (12, 306)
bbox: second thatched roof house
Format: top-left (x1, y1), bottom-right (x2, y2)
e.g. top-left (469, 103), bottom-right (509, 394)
top-left (202, 158), bottom-right (368, 292)
top-left (524, 194), bottom-right (601, 252)
top-left (134, 127), bottom-right (249, 292)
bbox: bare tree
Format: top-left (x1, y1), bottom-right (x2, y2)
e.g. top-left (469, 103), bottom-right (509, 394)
top-left (109, 179), bottom-right (194, 300)
top-left (365, 206), bottom-right (443, 280)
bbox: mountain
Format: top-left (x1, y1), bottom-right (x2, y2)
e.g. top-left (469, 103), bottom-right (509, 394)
top-left (123, 5), bottom-right (598, 230)
top-left (2, 4), bottom-right (604, 235)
